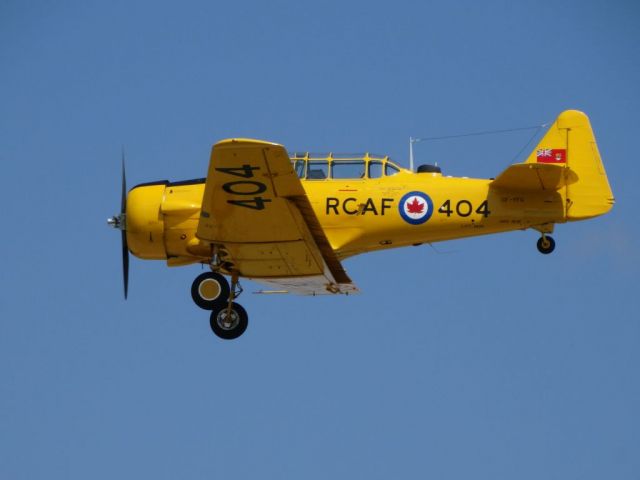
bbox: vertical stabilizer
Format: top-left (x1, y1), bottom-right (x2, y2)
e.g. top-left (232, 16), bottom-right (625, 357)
top-left (525, 110), bottom-right (614, 220)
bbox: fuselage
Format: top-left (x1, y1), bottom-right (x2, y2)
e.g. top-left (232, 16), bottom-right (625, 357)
top-left (125, 156), bottom-right (566, 270)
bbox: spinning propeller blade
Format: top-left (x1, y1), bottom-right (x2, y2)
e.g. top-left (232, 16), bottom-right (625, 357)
top-left (108, 151), bottom-right (130, 299)
top-left (121, 152), bottom-right (129, 299)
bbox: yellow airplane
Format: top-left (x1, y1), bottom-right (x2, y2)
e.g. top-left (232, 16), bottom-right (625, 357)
top-left (108, 110), bottom-right (614, 339)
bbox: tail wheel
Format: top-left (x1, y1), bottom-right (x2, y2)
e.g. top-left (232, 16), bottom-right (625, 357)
top-left (537, 236), bottom-right (556, 254)
top-left (210, 303), bottom-right (248, 340)
top-left (191, 272), bottom-right (230, 310)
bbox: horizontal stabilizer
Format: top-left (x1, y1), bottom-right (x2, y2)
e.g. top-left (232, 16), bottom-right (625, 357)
top-left (490, 163), bottom-right (577, 191)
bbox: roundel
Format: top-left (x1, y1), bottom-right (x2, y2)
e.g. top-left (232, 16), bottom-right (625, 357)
top-left (398, 191), bottom-right (434, 225)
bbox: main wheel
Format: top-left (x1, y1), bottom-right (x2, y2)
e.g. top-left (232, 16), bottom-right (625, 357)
top-left (210, 303), bottom-right (248, 340)
top-left (536, 236), bottom-right (555, 254)
top-left (191, 272), bottom-right (230, 310)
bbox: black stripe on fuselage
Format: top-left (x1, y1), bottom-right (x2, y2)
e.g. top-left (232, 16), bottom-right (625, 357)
top-left (130, 178), bottom-right (206, 191)
top-left (167, 178), bottom-right (206, 187)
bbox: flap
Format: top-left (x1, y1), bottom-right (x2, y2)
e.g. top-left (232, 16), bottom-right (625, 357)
top-left (490, 162), bottom-right (577, 191)
top-left (254, 276), bottom-right (359, 296)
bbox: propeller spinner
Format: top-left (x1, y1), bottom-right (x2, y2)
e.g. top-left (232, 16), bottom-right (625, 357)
top-left (107, 155), bottom-right (129, 299)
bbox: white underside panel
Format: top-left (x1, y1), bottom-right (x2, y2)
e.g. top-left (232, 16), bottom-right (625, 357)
top-left (251, 275), bottom-right (359, 296)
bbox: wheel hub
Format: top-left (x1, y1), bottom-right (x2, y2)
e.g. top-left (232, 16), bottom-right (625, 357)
top-left (199, 279), bottom-right (221, 301)
top-left (217, 310), bottom-right (239, 330)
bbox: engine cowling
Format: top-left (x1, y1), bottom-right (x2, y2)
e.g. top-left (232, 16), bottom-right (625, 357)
top-left (126, 182), bottom-right (167, 259)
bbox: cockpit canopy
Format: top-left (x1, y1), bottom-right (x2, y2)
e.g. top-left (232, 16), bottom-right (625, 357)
top-left (289, 153), bottom-right (403, 180)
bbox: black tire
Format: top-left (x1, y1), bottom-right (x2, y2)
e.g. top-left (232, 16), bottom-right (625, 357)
top-left (191, 272), bottom-right (230, 310)
top-left (536, 236), bottom-right (556, 254)
top-left (210, 303), bottom-right (248, 340)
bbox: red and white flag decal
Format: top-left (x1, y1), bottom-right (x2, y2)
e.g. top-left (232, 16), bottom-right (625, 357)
top-left (536, 148), bottom-right (567, 164)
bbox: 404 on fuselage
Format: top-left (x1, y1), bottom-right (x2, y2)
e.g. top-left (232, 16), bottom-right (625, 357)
top-left (110, 110), bottom-right (614, 340)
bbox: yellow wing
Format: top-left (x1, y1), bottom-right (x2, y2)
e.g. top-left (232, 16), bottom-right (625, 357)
top-left (196, 138), bottom-right (357, 295)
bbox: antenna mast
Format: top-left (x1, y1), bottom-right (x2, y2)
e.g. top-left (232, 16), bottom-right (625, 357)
top-left (409, 136), bottom-right (420, 172)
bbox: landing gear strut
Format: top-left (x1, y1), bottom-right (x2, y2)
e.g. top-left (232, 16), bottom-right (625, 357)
top-left (191, 269), bottom-right (249, 340)
top-left (536, 235), bottom-right (555, 254)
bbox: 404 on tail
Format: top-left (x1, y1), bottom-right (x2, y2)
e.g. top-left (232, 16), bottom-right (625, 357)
top-left (108, 110), bottom-right (614, 340)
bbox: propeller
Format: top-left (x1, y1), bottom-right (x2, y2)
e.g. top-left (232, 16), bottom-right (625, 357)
top-left (107, 151), bottom-right (129, 299)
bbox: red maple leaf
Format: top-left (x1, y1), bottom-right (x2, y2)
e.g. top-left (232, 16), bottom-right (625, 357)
top-left (406, 197), bottom-right (424, 214)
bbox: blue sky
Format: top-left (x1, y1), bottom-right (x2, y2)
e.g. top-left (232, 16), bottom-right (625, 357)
top-left (1, 1), bottom-right (639, 478)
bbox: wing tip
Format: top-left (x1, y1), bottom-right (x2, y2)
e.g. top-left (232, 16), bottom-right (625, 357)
top-left (214, 138), bottom-right (283, 149)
